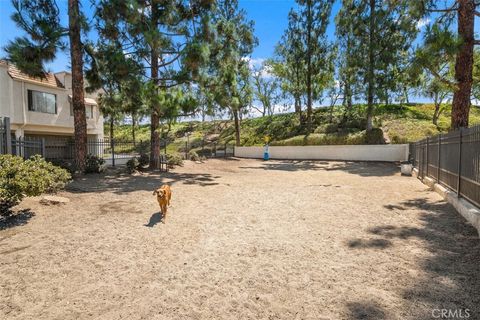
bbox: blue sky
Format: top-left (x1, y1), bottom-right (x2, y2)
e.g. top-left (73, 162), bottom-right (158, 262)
top-left (0, 0), bottom-right (340, 73)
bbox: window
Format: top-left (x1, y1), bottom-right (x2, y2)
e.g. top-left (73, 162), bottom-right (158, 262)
top-left (70, 104), bottom-right (94, 119)
top-left (86, 105), bottom-right (94, 119)
top-left (27, 90), bottom-right (57, 114)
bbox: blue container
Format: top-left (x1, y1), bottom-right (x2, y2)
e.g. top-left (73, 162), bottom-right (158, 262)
top-left (263, 145), bottom-right (269, 161)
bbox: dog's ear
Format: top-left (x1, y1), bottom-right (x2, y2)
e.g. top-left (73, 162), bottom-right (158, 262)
top-left (152, 190), bottom-right (158, 195)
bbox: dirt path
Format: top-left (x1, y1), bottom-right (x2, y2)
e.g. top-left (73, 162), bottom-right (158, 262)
top-left (1, 159), bottom-right (478, 320)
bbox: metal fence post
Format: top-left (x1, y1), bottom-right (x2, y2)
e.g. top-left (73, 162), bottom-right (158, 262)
top-left (457, 128), bottom-right (463, 197)
top-left (185, 141), bottom-right (188, 160)
top-left (437, 134), bottom-right (441, 183)
top-left (111, 138), bottom-right (115, 167)
top-left (425, 137), bottom-right (429, 177)
top-left (5, 117), bottom-right (12, 154)
top-left (224, 143), bottom-right (227, 159)
top-left (41, 138), bottom-right (46, 158)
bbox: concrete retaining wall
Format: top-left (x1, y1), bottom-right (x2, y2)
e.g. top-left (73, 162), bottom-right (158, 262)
top-left (234, 144), bottom-right (409, 162)
top-left (414, 169), bottom-right (480, 237)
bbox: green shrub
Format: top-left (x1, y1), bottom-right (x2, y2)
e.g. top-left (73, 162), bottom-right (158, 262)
top-left (188, 150), bottom-right (200, 161)
top-left (364, 128), bottom-right (385, 144)
top-left (126, 157), bottom-right (140, 173)
top-left (138, 153), bottom-right (150, 167)
top-left (49, 158), bottom-right (76, 174)
top-left (85, 154), bottom-right (107, 174)
top-left (166, 153), bottom-right (183, 168)
top-left (0, 155), bottom-right (71, 216)
top-left (314, 123), bottom-right (338, 134)
top-left (196, 148), bottom-right (213, 157)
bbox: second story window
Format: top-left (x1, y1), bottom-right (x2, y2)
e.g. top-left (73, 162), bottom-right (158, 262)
top-left (70, 104), bottom-right (94, 119)
top-left (27, 90), bottom-right (57, 114)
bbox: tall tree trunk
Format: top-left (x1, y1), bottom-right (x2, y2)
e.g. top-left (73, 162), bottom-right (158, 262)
top-left (403, 86), bottom-right (409, 104)
top-left (366, 0), bottom-right (376, 131)
top-left (451, 0), bottom-right (475, 130)
top-left (149, 4), bottom-right (160, 169)
top-left (342, 82), bottom-right (353, 124)
top-left (433, 99), bottom-right (440, 127)
top-left (306, 0), bottom-right (313, 133)
top-left (131, 113), bottom-right (136, 146)
top-left (233, 108), bottom-right (241, 146)
top-left (68, 0), bottom-right (87, 172)
top-left (294, 96), bottom-right (302, 124)
top-left (109, 117), bottom-right (114, 141)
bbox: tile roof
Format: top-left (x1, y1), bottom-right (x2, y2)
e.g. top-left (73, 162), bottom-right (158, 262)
top-left (0, 60), bottom-right (64, 88)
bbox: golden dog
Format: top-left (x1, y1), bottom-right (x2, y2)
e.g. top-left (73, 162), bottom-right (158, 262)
top-left (153, 185), bottom-right (172, 222)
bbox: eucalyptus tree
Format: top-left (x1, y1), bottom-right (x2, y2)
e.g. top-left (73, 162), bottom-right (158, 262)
top-left (336, 0), bottom-right (418, 131)
top-left (272, 11), bottom-right (306, 123)
top-left (274, 1), bottom-right (335, 131)
top-left (204, 0), bottom-right (257, 146)
top-left (335, 29), bottom-right (357, 121)
top-left (5, 0), bottom-right (89, 171)
top-left (95, 0), bottom-right (214, 167)
top-left (251, 62), bottom-right (281, 117)
top-left (298, 0), bottom-right (335, 132)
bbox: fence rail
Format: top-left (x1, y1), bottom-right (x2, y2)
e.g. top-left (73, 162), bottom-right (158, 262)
top-left (410, 125), bottom-right (480, 208)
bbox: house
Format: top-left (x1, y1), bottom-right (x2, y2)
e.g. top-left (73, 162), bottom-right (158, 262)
top-left (0, 60), bottom-right (104, 141)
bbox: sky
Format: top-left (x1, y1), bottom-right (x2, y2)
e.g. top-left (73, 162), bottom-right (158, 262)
top-left (0, 0), bottom-right (339, 73)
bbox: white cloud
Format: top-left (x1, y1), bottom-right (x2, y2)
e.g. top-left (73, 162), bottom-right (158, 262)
top-left (242, 56), bottom-right (266, 69)
top-left (416, 18), bottom-right (430, 29)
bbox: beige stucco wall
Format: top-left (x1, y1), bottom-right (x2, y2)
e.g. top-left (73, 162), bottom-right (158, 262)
top-left (0, 65), bottom-right (104, 139)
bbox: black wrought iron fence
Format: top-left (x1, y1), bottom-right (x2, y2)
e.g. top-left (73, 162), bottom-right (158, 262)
top-left (0, 117), bottom-right (12, 154)
top-left (185, 140), bottom-right (235, 159)
top-left (11, 137), bottom-right (45, 159)
top-left (410, 125), bottom-right (480, 207)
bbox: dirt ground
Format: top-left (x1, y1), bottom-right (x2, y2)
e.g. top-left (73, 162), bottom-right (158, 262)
top-left (1, 159), bottom-right (479, 320)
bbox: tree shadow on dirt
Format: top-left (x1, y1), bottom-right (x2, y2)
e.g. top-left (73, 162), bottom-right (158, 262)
top-left (239, 160), bottom-right (329, 171)
top-left (0, 209), bottom-right (35, 231)
top-left (347, 238), bottom-right (393, 249)
top-left (345, 301), bottom-right (388, 320)
top-left (322, 161), bottom-right (399, 177)
top-left (144, 211), bottom-right (163, 227)
top-left (67, 171), bottom-right (220, 194)
top-left (239, 160), bottom-right (399, 177)
top-left (347, 197), bottom-right (480, 319)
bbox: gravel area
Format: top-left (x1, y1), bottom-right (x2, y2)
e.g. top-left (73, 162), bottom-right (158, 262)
top-left (1, 159), bottom-right (479, 320)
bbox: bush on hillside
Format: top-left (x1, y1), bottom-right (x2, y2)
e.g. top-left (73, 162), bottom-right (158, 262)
top-left (270, 128), bottom-right (385, 146)
top-left (364, 128), bottom-right (385, 144)
top-left (166, 153), bottom-right (183, 168)
top-left (0, 155), bottom-right (71, 216)
top-left (314, 123), bottom-right (338, 134)
top-left (188, 150), bottom-right (201, 161)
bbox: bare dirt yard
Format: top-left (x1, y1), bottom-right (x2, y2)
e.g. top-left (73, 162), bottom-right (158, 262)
top-left (1, 159), bottom-right (479, 320)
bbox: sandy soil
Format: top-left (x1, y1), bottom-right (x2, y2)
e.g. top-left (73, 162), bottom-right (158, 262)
top-left (0, 159), bottom-right (479, 320)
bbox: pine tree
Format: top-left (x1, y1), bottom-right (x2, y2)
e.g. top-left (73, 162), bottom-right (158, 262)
top-left (336, 0), bottom-right (417, 131)
top-left (413, 0), bottom-right (479, 129)
top-left (5, 0), bottom-right (89, 171)
top-left (272, 10), bottom-right (306, 124)
top-left (205, 0), bottom-right (257, 146)
top-left (95, 0), bottom-right (214, 167)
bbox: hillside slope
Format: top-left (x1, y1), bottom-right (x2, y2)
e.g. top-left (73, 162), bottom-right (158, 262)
top-left (107, 103), bottom-right (480, 154)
